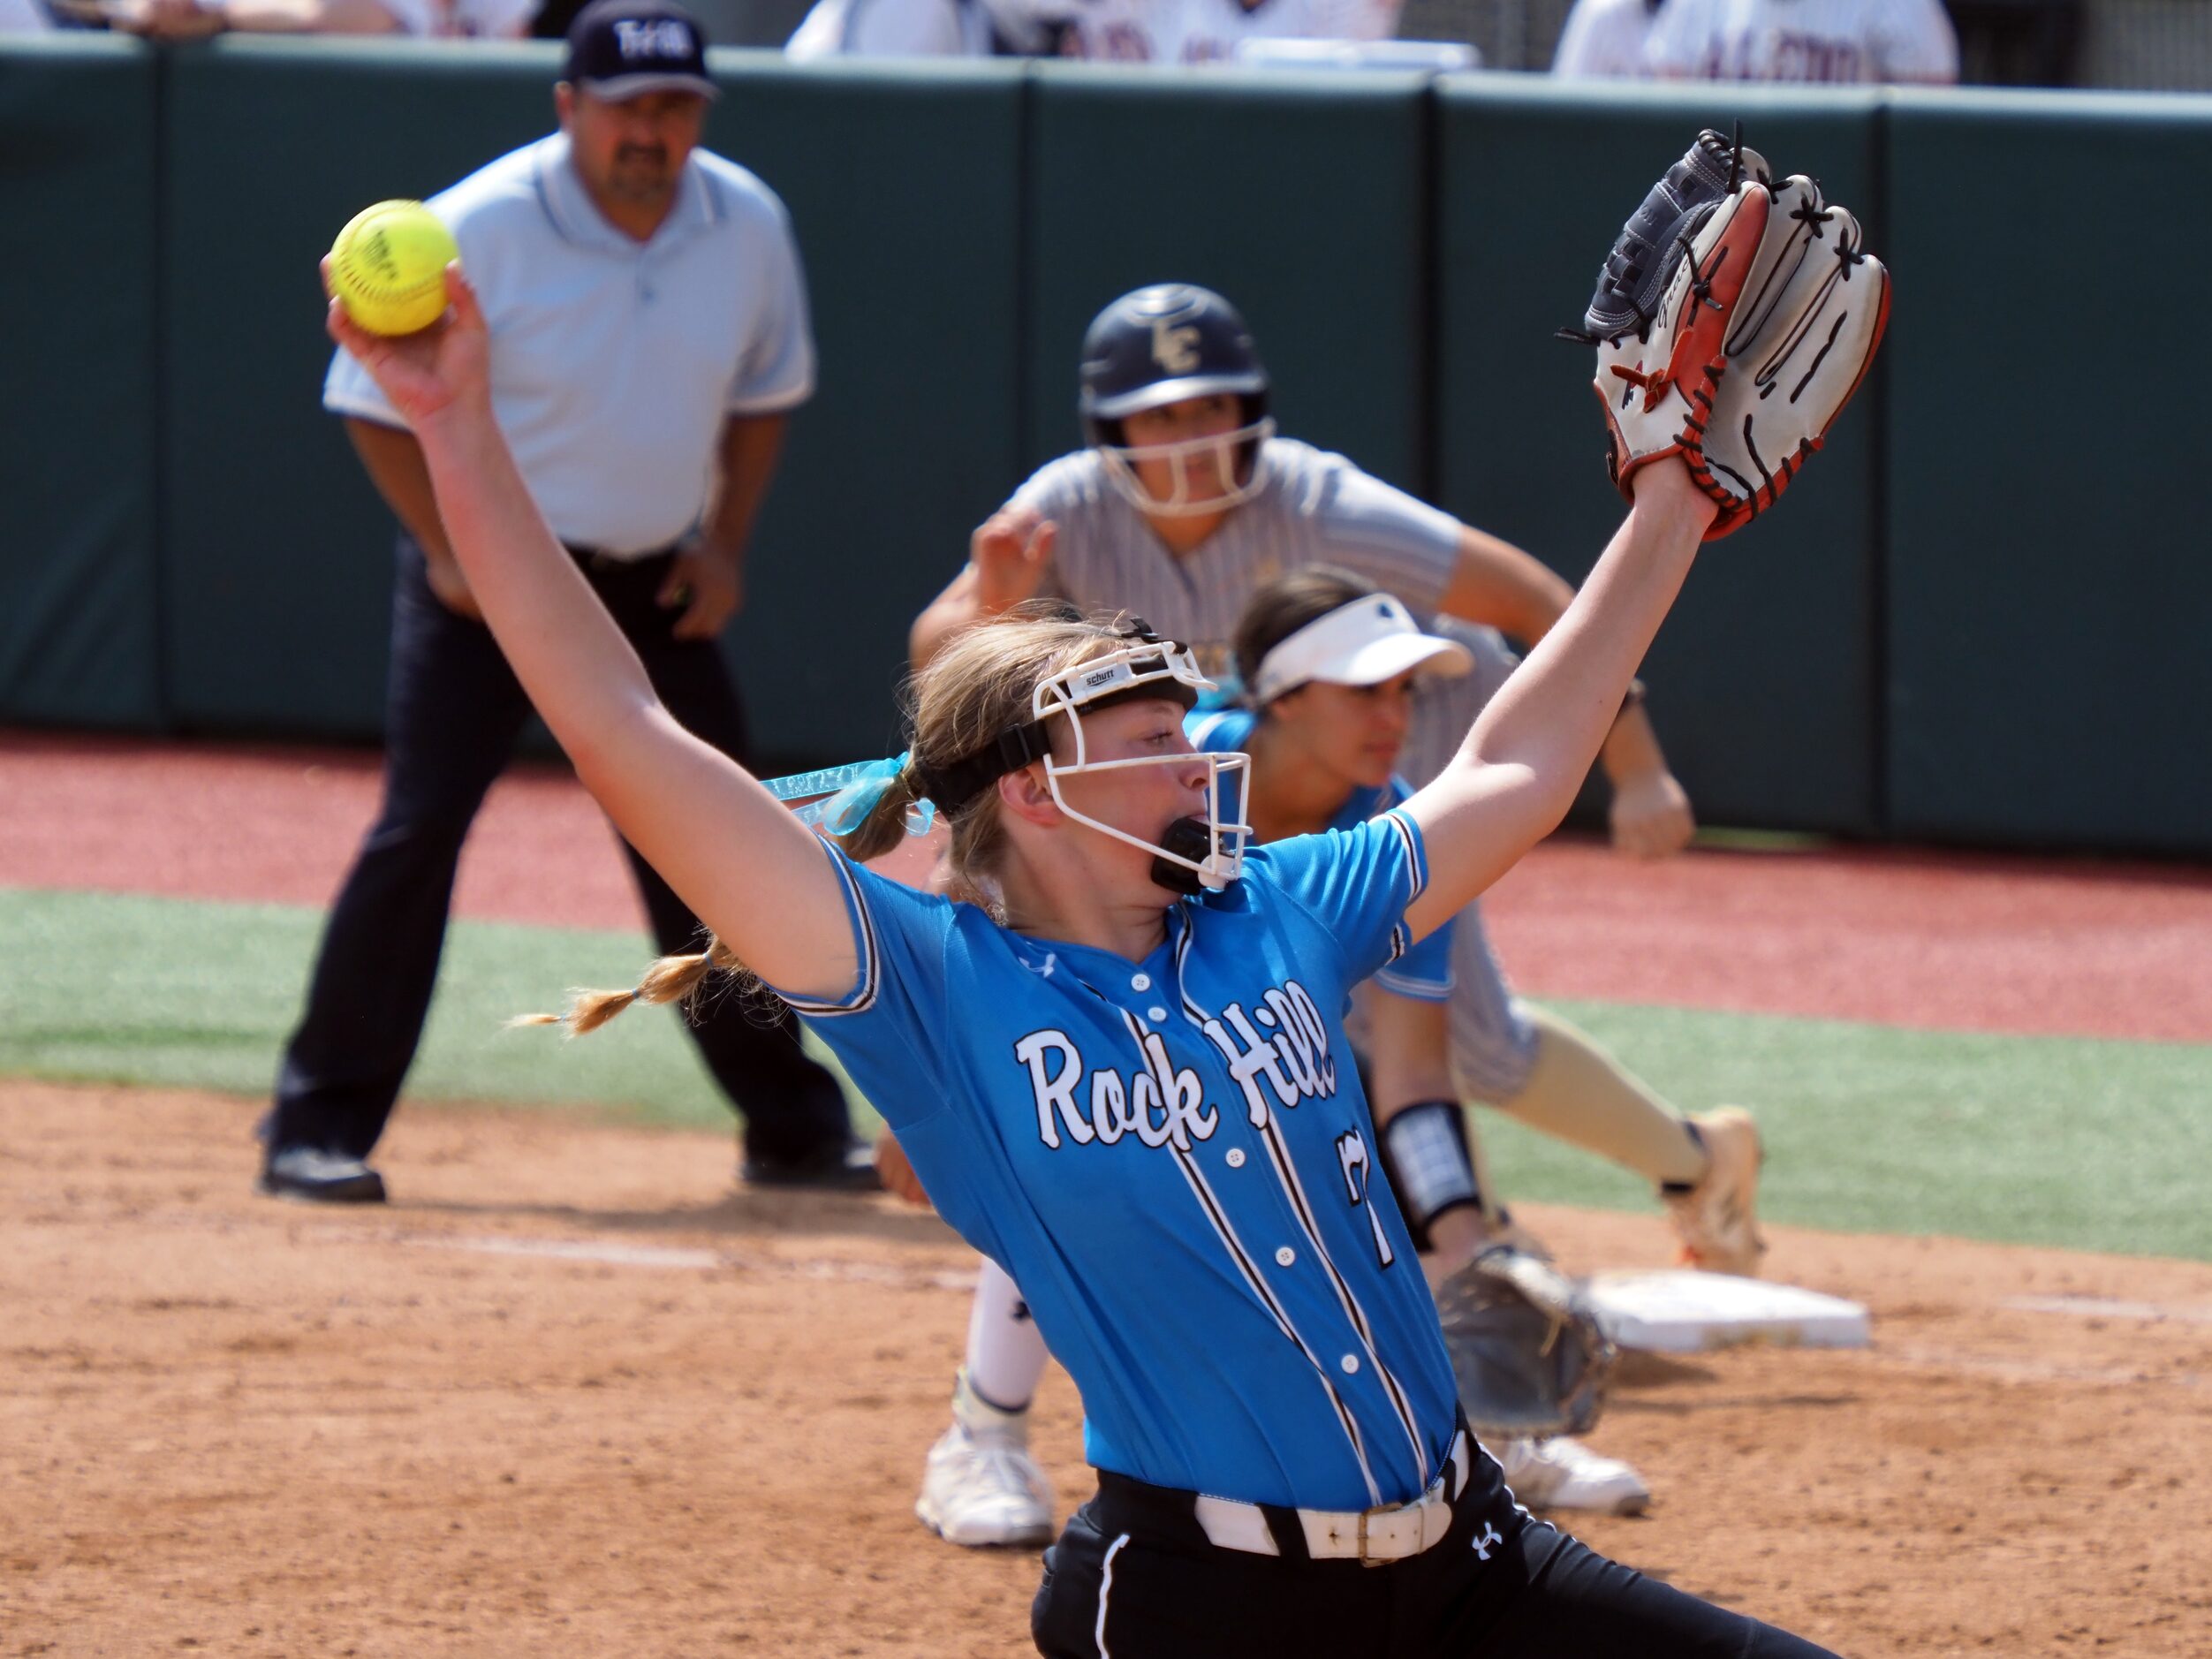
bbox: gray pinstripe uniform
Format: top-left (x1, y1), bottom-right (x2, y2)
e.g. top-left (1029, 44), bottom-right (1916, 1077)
top-left (1011, 437), bottom-right (1542, 1100)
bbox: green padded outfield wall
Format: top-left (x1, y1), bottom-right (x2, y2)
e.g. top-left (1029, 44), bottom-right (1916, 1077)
top-left (1024, 64), bottom-right (1433, 494)
top-left (1884, 90), bottom-right (2212, 856)
top-left (695, 57), bottom-right (1025, 766)
top-left (1436, 82), bottom-right (1886, 835)
top-left (40, 49), bottom-right (2211, 852)
top-left (160, 40), bottom-right (556, 738)
top-left (0, 42), bottom-right (163, 731)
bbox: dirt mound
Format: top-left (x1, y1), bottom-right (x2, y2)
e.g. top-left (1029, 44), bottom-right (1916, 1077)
top-left (4, 1079), bottom-right (2206, 1656)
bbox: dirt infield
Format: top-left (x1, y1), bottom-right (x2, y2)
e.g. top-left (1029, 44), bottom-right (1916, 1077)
top-left (4, 1080), bottom-right (2209, 1657)
top-left (5, 731), bottom-right (2212, 1654)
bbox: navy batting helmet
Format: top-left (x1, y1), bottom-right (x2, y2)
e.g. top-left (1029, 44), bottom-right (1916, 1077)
top-left (1078, 284), bottom-right (1276, 516)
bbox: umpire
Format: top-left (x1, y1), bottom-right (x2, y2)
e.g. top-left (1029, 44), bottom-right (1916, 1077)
top-left (261, 0), bottom-right (875, 1202)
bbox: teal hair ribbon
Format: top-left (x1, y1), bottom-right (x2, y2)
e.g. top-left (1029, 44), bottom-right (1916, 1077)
top-left (762, 754), bottom-right (936, 837)
top-left (1193, 674), bottom-right (1246, 714)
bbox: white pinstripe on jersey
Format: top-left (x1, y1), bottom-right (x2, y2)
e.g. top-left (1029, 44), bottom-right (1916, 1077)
top-left (778, 845), bottom-right (882, 1017)
top-left (1171, 920), bottom-right (1433, 1492)
top-left (1134, 1003), bottom-right (1396, 1505)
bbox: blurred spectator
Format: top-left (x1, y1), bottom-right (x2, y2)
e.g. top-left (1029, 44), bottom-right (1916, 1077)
top-left (1644, 0), bottom-right (1958, 81)
top-left (1550, 0), bottom-right (1659, 75)
top-left (1, 0), bottom-right (54, 26)
top-left (1056, 0), bottom-right (1399, 62)
top-left (786, 0), bottom-right (984, 54)
top-left (784, 0), bottom-right (1072, 54)
top-left (783, 0), bottom-right (1451, 62)
top-left (1233, 35), bottom-right (1473, 66)
top-left (108, 0), bottom-right (534, 38)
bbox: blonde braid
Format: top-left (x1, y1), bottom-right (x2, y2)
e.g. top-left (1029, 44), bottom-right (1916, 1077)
top-left (508, 937), bottom-right (748, 1036)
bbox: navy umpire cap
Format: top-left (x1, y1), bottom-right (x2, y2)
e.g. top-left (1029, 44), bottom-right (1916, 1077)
top-left (1079, 284), bottom-right (1270, 430)
top-left (564, 0), bottom-right (720, 101)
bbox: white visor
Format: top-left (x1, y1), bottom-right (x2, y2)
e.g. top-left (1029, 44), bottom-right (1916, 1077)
top-left (1249, 593), bottom-right (1474, 704)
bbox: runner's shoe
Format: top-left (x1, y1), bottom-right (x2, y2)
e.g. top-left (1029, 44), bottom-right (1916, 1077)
top-left (1499, 1436), bottom-right (1652, 1516)
top-left (1665, 1107), bottom-right (1767, 1276)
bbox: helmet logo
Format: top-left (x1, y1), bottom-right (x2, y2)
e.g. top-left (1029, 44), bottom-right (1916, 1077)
top-left (1150, 319), bottom-right (1201, 375)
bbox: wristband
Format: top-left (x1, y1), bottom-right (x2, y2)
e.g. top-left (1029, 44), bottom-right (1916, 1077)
top-left (1379, 1100), bottom-right (1482, 1254)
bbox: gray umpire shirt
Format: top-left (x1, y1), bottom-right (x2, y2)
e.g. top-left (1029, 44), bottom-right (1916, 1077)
top-left (1012, 437), bottom-right (1519, 788)
top-left (325, 133), bottom-right (814, 557)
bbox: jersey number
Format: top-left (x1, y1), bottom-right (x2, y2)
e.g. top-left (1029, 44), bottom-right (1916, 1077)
top-left (1335, 1130), bottom-right (1396, 1269)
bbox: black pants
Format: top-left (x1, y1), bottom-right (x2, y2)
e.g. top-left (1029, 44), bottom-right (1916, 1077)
top-left (1032, 1460), bottom-right (1839, 1659)
top-left (265, 535), bottom-right (853, 1166)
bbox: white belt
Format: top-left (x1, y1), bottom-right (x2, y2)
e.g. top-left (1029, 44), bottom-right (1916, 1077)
top-left (1192, 1431), bottom-right (1471, 1566)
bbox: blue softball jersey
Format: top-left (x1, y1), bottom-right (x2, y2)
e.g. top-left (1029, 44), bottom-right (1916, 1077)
top-left (766, 814), bottom-right (1464, 1514)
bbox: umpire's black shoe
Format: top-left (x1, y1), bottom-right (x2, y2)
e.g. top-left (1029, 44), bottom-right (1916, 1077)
top-left (740, 1140), bottom-right (883, 1194)
top-left (258, 1145), bottom-right (388, 1204)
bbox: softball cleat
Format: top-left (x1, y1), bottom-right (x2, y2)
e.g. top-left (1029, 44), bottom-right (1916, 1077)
top-left (916, 1373), bottom-right (1056, 1549)
top-left (1499, 1436), bottom-right (1651, 1516)
top-left (1666, 1107), bottom-right (1768, 1276)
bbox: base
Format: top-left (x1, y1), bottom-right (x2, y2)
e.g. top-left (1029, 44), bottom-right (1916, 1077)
top-left (1580, 1269), bottom-right (1870, 1352)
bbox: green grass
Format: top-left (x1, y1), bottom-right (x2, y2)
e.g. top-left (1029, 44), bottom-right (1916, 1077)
top-left (0, 886), bottom-right (876, 1138)
top-left (3, 886), bottom-right (2205, 1260)
top-left (1481, 1004), bottom-right (2212, 1262)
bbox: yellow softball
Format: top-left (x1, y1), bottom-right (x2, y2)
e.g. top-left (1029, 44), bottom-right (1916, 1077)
top-left (326, 200), bottom-right (459, 337)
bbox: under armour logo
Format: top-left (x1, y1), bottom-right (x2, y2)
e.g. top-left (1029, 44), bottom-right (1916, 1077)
top-left (1150, 319), bottom-right (1201, 375)
top-left (611, 17), bottom-right (693, 59)
top-left (1472, 1521), bottom-right (1501, 1561)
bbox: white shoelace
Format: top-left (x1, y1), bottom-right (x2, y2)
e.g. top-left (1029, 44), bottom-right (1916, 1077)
top-left (943, 1436), bottom-right (1049, 1506)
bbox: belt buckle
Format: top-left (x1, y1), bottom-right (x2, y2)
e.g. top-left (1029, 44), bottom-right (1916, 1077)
top-left (1354, 1501), bottom-right (1405, 1568)
top-left (1360, 1476), bottom-right (1448, 1565)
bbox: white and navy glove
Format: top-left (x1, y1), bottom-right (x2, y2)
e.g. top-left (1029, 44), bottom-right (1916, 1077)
top-left (1572, 129), bottom-right (1890, 541)
top-left (1690, 170), bottom-right (1890, 538)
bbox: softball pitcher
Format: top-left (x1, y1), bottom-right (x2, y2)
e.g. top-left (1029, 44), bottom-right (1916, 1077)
top-left (328, 124), bottom-right (1878, 1655)
top-left (903, 278), bottom-right (1765, 1540)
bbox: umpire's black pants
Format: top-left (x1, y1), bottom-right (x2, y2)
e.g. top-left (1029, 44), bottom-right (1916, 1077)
top-left (1033, 1462), bottom-right (1840, 1659)
top-left (264, 534), bottom-right (854, 1167)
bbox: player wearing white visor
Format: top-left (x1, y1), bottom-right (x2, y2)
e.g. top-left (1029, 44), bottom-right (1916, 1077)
top-left (1246, 588), bottom-right (1465, 702)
